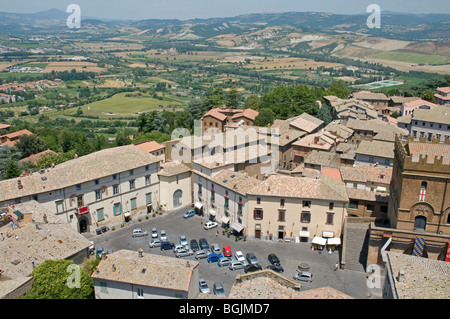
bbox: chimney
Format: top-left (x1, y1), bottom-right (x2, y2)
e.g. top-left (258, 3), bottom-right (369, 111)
top-left (112, 264), bottom-right (116, 272)
top-left (397, 269), bottom-right (405, 282)
top-left (138, 248), bottom-right (143, 258)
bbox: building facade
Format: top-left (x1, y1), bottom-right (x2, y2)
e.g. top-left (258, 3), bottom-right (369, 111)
top-left (246, 174), bottom-right (348, 243)
top-left (0, 145), bottom-right (161, 233)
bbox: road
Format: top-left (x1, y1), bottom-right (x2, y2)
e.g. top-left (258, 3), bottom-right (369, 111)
top-left (84, 207), bottom-right (371, 299)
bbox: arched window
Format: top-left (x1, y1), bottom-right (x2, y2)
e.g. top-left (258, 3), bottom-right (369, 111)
top-left (419, 182), bottom-right (427, 201)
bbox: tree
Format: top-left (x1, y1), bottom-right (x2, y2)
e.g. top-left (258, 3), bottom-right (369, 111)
top-left (327, 80), bottom-right (351, 99)
top-left (204, 86), bottom-right (225, 109)
top-left (316, 103), bottom-right (332, 125)
top-left (21, 259), bottom-right (94, 299)
top-left (244, 95), bottom-right (259, 110)
top-left (3, 159), bottom-right (20, 180)
top-left (421, 90), bottom-right (436, 103)
top-left (186, 98), bottom-right (208, 120)
top-left (225, 87), bottom-right (241, 108)
top-left (253, 108), bottom-right (276, 127)
top-left (15, 134), bottom-right (46, 159)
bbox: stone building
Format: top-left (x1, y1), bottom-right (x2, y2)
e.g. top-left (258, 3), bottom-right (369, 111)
top-left (367, 136), bottom-right (450, 265)
top-left (92, 249), bottom-right (200, 299)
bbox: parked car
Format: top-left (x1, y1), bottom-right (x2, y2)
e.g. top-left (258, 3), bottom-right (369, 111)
top-left (194, 250), bottom-right (209, 260)
top-left (173, 244), bottom-right (185, 253)
top-left (213, 282), bottom-right (226, 297)
top-left (183, 209), bottom-right (196, 219)
top-left (151, 228), bottom-right (158, 238)
top-left (293, 271), bottom-right (313, 283)
top-left (246, 252), bottom-right (260, 266)
top-left (160, 241), bottom-right (175, 251)
top-left (199, 238), bottom-right (209, 250)
top-left (207, 253), bottom-right (223, 263)
top-left (149, 239), bottom-right (162, 248)
top-left (179, 235), bottom-right (188, 247)
top-left (218, 257), bottom-right (231, 267)
top-left (175, 248), bottom-right (194, 258)
top-left (160, 230), bottom-right (168, 241)
top-left (204, 221), bottom-right (218, 230)
top-left (190, 239), bottom-right (200, 251)
top-left (96, 246), bottom-right (104, 258)
top-left (210, 243), bottom-right (221, 254)
top-left (235, 251), bottom-right (246, 263)
top-left (244, 263), bottom-right (262, 273)
top-left (266, 265), bottom-right (284, 273)
top-left (229, 259), bottom-right (245, 271)
top-left (268, 253), bottom-right (281, 266)
top-left (132, 228), bottom-right (148, 237)
top-left (199, 278), bottom-right (210, 294)
top-left (222, 246), bottom-right (232, 257)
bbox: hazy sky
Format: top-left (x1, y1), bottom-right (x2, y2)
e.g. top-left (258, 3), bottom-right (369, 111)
top-left (2, 0), bottom-right (449, 20)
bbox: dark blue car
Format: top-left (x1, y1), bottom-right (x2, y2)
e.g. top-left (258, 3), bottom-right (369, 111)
top-left (160, 241), bottom-right (175, 251)
top-left (183, 209), bottom-right (196, 218)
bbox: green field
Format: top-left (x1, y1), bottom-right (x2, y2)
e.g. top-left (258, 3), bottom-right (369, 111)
top-left (64, 92), bottom-right (187, 118)
top-left (371, 51), bottom-right (450, 66)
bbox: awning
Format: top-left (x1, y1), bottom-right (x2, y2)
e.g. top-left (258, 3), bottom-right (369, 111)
top-left (299, 231), bottom-right (310, 238)
top-left (124, 212), bottom-right (131, 218)
top-left (322, 231), bottom-right (334, 238)
top-left (327, 237), bottom-right (341, 245)
top-left (231, 222), bottom-right (244, 233)
top-left (209, 209), bottom-right (216, 216)
top-left (220, 216), bottom-right (230, 224)
top-left (194, 202), bottom-right (203, 209)
top-left (312, 236), bottom-right (327, 246)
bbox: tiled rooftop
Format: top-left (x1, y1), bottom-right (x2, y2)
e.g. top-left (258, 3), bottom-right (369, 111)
top-left (210, 169), bottom-right (262, 195)
top-left (158, 161), bottom-right (191, 177)
top-left (356, 140), bottom-right (394, 159)
top-left (0, 201), bottom-right (92, 282)
top-left (0, 145), bottom-right (160, 202)
top-left (407, 141), bottom-right (450, 165)
top-left (340, 164), bottom-right (392, 184)
top-left (247, 174), bottom-right (348, 202)
top-left (386, 252), bottom-right (450, 299)
top-left (91, 250), bottom-right (199, 292)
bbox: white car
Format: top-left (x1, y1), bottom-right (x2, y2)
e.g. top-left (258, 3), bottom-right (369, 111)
top-left (173, 244), bottom-right (185, 253)
top-left (149, 239), bottom-right (162, 248)
top-left (235, 251), bottom-right (246, 263)
top-left (179, 235), bottom-right (188, 247)
top-left (132, 228), bottom-right (148, 237)
top-left (204, 221), bottom-right (218, 230)
top-left (151, 228), bottom-right (158, 238)
top-left (160, 230), bottom-right (168, 241)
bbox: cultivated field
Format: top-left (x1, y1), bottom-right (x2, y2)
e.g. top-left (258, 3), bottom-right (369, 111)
top-left (63, 92), bottom-right (186, 118)
top-left (44, 61), bottom-right (106, 73)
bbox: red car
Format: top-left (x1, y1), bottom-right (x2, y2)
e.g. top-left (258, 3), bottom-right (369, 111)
top-left (222, 246), bottom-right (232, 257)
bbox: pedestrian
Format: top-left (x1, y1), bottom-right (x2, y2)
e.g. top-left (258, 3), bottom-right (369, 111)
top-left (216, 230), bottom-right (219, 237)
top-left (334, 262), bottom-right (339, 271)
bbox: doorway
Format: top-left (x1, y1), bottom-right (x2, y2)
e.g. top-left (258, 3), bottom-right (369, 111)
top-left (79, 217), bottom-right (88, 233)
top-left (414, 216), bottom-right (426, 232)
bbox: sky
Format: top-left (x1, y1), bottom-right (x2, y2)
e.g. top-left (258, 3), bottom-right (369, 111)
top-left (1, 0), bottom-right (449, 20)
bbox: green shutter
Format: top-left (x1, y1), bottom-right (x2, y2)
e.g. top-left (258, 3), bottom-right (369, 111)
top-left (97, 209), bottom-right (104, 221)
